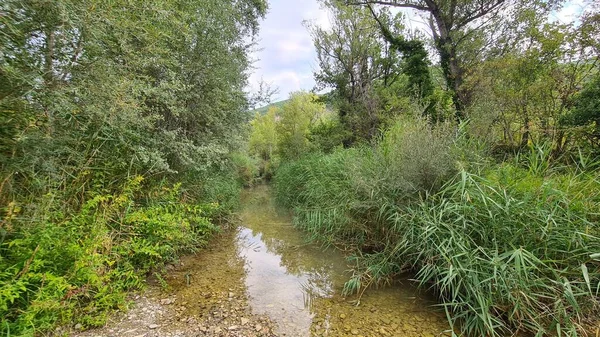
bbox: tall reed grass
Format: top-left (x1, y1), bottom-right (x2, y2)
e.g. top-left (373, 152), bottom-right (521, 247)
top-left (274, 119), bottom-right (600, 336)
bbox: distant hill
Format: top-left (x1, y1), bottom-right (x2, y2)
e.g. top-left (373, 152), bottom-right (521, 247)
top-left (250, 99), bottom-right (290, 115)
top-left (250, 93), bottom-right (334, 116)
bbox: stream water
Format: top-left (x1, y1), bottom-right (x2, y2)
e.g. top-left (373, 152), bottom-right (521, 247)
top-left (167, 186), bottom-right (450, 337)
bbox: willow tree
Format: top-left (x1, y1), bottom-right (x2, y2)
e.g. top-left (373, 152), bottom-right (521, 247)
top-left (0, 0), bottom-right (267, 195)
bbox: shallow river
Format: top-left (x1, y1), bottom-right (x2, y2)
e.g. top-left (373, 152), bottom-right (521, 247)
top-left (168, 186), bottom-right (450, 337)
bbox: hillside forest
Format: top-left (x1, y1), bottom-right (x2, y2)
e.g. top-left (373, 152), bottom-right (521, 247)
top-left (1, 0), bottom-right (600, 336)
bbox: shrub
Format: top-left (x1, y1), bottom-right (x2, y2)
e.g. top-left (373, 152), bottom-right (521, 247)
top-left (230, 151), bottom-right (259, 187)
top-left (376, 117), bottom-right (456, 197)
top-left (0, 177), bottom-right (218, 335)
top-left (275, 116), bottom-right (460, 248)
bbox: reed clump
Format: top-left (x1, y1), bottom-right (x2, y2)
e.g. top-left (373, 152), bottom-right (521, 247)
top-left (275, 118), bottom-right (600, 336)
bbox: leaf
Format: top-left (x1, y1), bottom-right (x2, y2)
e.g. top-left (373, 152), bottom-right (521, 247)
top-left (581, 264), bottom-right (592, 296)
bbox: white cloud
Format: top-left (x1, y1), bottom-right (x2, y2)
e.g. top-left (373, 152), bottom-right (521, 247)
top-left (247, 0), bottom-right (324, 101)
top-left (550, 0), bottom-right (587, 24)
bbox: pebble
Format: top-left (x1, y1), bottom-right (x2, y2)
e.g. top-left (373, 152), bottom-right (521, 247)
top-left (148, 324), bottom-right (160, 329)
top-left (160, 298), bottom-right (175, 305)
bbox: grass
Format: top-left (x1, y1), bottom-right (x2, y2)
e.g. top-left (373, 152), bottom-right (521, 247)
top-left (274, 122), bottom-right (600, 336)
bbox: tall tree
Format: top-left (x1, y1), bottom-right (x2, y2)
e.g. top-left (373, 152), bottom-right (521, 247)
top-left (0, 0), bottom-right (267, 187)
top-left (347, 0), bottom-right (558, 121)
top-left (310, 1), bottom-right (405, 142)
top-left (276, 92), bottom-right (327, 160)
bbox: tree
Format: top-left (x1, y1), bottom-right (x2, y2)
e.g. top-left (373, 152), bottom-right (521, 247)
top-left (276, 92), bottom-right (327, 160)
top-left (0, 0), bottom-right (268, 193)
top-left (0, 0), bottom-right (268, 333)
top-left (346, 0), bottom-right (559, 121)
top-left (465, 16), bottom-right (599, 155)
top-left (309, 1), bottom-right (405, 142)
top-left (563, 73), bottom-right (600, 151)
top-left (249, 108), bottom-right (279, 161)
top-left (364, 5), bottom-right (433, 102)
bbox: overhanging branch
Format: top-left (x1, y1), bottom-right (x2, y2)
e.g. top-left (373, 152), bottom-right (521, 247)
top-left (346, 0), bottom-right (430, 12)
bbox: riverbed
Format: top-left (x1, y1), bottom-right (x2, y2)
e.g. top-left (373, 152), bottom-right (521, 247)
top-left (74, 186), bottom-right (451, 337)
top-left (175, 186), bottom-right (450, 336)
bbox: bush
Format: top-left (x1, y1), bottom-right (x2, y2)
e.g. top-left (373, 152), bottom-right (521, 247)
top-left (376, 117), bottom-right (456, 197)
top-left (230, 151), bottom-right (259, 187)
top-left (0, 177), bottom-right (218, 335)
top-left (275, 116), bottom-right (459, 248)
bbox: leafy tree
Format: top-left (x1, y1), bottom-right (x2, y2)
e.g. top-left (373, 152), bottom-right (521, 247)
top-left (276, 92), bottom-right (327, 160)
top-left (563, 73), bottom-right (600, 150)
top-left (364, 5), bottom-right (433, 104)
top-left (0, 0), bottom-right (267, 194)
top-left (0, 0), bottom-right (267, 333)
top-left (346, 0), bottom-right (563, 121)
top-left (309, 1), bottom-right (406, 142)
top-left (467, 19), bottom-right (599, 153)
top-left (249, 107), bottom-right (279, 161)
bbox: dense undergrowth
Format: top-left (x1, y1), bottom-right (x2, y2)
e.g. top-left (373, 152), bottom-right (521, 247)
top-left (274, 118), bottom-right (600, 336)
top-left (0, 174), bottom-right (241, 335)
top-left (0, 1), bottom-right (267, 335)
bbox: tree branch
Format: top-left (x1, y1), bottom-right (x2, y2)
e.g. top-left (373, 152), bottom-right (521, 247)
top-left (347, 0), bottom-right (430, 12)
top-left (455, 0), bottom-right (505, 29)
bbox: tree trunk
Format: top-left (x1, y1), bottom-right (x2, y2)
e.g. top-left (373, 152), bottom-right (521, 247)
top-left (430, 12), bottom-right (464, 122)
top-left (521, 110), bottom-right (530, 148)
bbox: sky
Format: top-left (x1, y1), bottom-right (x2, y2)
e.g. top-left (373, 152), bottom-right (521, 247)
top-left (247, 0), bottom-right (330, 102)
top-left (248, 0), bottom-right (588, 103)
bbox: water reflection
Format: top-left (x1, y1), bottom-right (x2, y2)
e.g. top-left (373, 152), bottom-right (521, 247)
top-left (237, 228), bottom-right (326, 334)
top-left (236, 186), bottom-right (450, 337)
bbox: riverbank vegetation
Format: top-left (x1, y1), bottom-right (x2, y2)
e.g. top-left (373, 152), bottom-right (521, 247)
top-left (0, 1), bottom-right (266, 335)
top-left (247, 0), bottom-right (600, 336)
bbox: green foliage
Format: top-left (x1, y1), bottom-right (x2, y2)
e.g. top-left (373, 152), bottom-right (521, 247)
top-left (562, 73), bottom-right (600, 151)
top-left (275, 116), bottom-right (459, 247)
top-left (247, 92), bottom-right (335, 181)
top-left (465, 17), bottom-right (599, 155)
top-left (276, 92), bottom-right (327, 160)
top-left (386, 167), bottom-right (600, 336)
top-left (308, 116), bottom-right (349, 154)
top-left (275, 118), bottom-right (600, 336)
top-left (187, 173), bottom-right (242, 219)
top-left (366, 5), bottom-right (433, 105)
top-left (249, 108), bottom-right (279, 161)
top-left (248, 107), bottom-right (279, 180)
top-left (310, 1), bottom-right (409, 142)
top-left (230, 151), bottom-right (259, 187)
top-left (0, 0), bottom-right (266, 334)
top-left (0, 178), bottom-right (217, 335)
